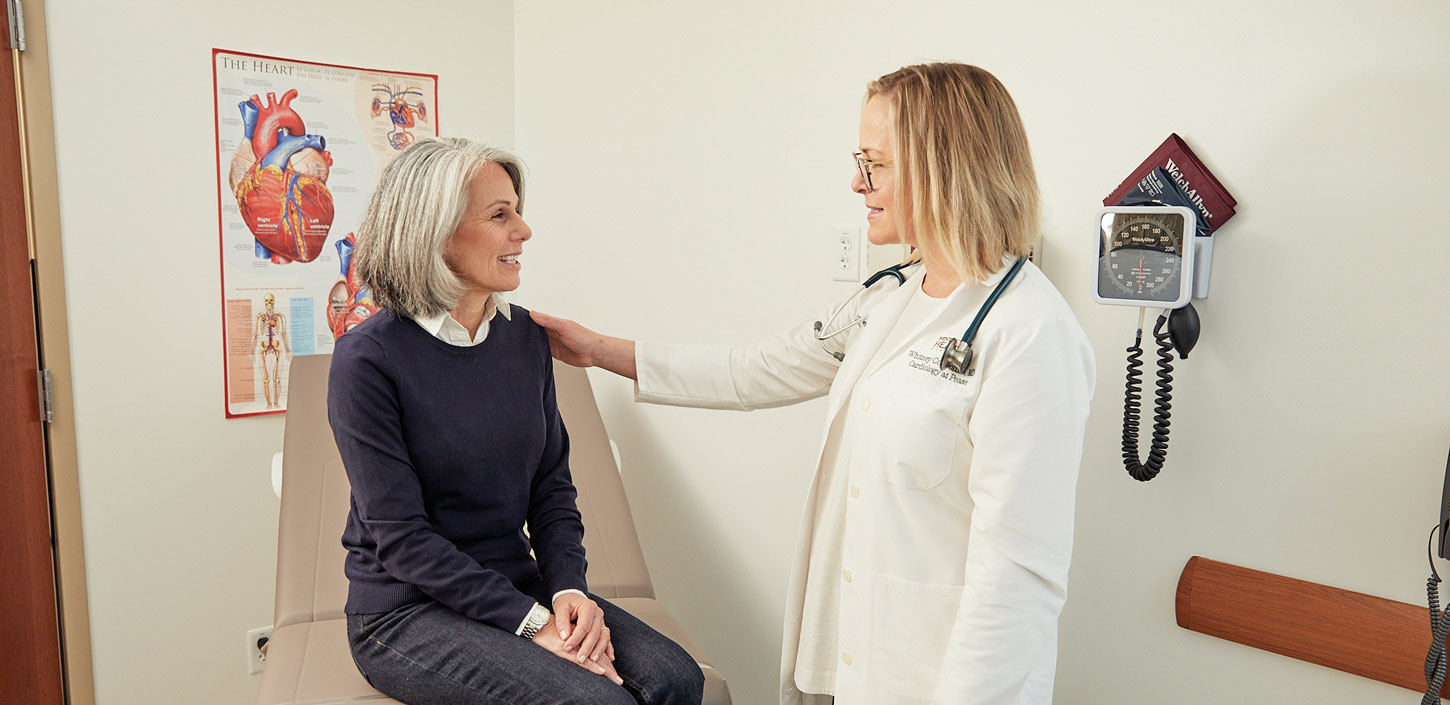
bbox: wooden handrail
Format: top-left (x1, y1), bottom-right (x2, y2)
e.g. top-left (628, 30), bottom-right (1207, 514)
top-left (1176, 556), bottom-right (1448, 696)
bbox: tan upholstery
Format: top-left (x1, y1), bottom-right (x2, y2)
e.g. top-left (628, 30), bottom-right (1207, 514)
top-left (256, 354), bottom-right (730, 705)
top-left (551, 362), bottom-right (655, 599)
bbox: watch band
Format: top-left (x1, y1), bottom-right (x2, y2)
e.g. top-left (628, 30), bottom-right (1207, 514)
top-left (519, 603), bottom-right (550, 640)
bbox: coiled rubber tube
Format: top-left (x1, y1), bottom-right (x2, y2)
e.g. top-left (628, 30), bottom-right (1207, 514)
top-left (1425, 525), bottom-right (1450, 704)
top-left (1122, 313), bottom-right (1174, 481)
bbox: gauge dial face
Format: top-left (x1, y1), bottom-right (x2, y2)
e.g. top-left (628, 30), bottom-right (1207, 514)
top-left (1097, 212), bottom-right (1186, 303)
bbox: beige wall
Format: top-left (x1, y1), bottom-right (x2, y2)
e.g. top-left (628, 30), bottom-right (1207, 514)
top-left (512, 2), bottom-right (1450, 704)
top-left (42, 1), bottom-right (1450, 703)
top-left (42, 2), bottom-right (513, 702)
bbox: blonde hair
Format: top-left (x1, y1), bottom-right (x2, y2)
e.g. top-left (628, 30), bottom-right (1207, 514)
top-left (867, 63), bottom-right (1039, 282)
top-left (354, 137), bottom-right (526, 317)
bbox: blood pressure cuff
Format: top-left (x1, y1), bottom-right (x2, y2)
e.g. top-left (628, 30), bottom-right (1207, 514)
top-left (1116, 167), bottom-right (1212, 238)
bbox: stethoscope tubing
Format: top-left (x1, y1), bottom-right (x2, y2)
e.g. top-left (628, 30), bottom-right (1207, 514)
top-left (815, 257), bottom-right (1027, 371)
top-left (812, 262), bottom-right (913, 344)
top-left (960, 256), bottom-right (1027, 351)
top-left (940, 256), bottom-right (1027, 374)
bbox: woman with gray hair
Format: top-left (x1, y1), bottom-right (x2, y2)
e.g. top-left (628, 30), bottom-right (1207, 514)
top-left (327, 137), bottom-right (704, 705)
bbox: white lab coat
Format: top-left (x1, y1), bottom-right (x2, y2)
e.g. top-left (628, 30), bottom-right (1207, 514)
top-left (635, 260), bottom-right (1095, 705)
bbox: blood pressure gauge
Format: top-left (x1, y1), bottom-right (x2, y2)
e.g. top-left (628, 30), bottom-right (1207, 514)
top-left (1093, 205), bottom-right (1197, 308)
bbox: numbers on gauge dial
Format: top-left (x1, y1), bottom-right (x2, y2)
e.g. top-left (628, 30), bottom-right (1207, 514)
top-left (1102, 215), bottom-right (1182, 297)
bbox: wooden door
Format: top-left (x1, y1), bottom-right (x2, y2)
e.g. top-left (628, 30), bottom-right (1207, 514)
top-left (0, 5), bottom-right (67, 704)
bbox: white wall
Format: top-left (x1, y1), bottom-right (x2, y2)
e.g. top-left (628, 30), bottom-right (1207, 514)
top-left (41, 1), bottom-right (1450, 703)
top-left (43, 2), bottom-right (513, 702)
top-left (515, 2), bottom-right (1450, 704)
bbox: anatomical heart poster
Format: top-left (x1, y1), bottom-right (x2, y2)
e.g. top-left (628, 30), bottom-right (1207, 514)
top-left (213, 50), bottom-right (437, 417)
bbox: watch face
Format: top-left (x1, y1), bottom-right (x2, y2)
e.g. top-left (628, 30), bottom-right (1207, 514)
top-left (1097, 211), bottom-right (1186, 304)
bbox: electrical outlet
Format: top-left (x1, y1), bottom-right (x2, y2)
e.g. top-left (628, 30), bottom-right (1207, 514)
top-left (246, 625), bottom-right (272, 675)
top-left (831, 225), bottom-right (862, 282)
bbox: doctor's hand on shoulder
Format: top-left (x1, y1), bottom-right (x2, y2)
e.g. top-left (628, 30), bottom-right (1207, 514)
top-left (530, 311), bottom-right (638, 380)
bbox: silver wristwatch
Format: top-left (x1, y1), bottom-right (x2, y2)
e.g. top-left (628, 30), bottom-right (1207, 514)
top-left (520, 603), bottom-right (550, 640)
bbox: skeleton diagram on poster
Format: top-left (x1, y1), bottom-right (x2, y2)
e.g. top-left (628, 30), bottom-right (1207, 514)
top-left (213, 49), bottom-right (437, 417)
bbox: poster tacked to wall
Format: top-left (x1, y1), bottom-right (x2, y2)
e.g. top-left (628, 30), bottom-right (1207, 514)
top-left (213, 49), bottom-right (437, 417)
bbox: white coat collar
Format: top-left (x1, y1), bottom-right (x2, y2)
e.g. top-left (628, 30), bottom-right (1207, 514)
top-left (980, 254), bottom-right (1020, 287)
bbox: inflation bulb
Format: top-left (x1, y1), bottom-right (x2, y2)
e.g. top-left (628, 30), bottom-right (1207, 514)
top-left (1167, 303), bottom-right (1200, 359)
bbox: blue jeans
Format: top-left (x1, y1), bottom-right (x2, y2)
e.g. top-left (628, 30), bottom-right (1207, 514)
top-left (347, 593), bottom-right (705, 705)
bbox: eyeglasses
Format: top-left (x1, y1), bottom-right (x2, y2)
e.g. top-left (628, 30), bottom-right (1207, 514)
top-left (852, 151), bottom-right (894, 192)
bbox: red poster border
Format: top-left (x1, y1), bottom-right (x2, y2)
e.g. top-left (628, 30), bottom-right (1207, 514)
top-left (213, 48), bottom-right (440, 418)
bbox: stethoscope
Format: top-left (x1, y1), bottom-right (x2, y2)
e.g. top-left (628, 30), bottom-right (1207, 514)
top-left (813, 256), bottom-right (1028, 374)
top-left (812, 261), bottom-right (915, 361)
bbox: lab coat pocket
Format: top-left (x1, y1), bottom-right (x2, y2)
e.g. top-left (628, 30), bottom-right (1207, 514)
top-left (873, 574), bottom-right (963, 702)
top-left (868, 363), bottom-right (974, 491)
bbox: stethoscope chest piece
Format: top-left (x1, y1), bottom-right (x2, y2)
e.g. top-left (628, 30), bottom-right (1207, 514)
top-left (940, 340), bottom-right (972, 374)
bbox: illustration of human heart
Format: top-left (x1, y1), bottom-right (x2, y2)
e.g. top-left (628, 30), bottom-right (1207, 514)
top-left (229, 89), bottom-right (335, 264)
top-left (327, 233), bottom-right (379, 338)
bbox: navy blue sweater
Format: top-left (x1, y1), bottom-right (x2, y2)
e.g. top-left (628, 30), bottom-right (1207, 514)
top-left (327, 307), bottom-right (587, 631)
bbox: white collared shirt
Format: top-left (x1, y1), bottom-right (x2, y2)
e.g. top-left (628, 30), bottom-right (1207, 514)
top-left (410, 293), bottom-right (512, 346)
top-left (410, 294), bottom-right (587, 634)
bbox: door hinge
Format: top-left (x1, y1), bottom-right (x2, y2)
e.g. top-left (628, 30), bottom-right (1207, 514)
top-left (37, 368), bottom-right (52, 423)
top-left (6, 0), bottom-right (24, 52)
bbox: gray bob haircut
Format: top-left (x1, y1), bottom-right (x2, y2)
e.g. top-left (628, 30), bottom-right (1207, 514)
top-left (353, 137), bottom-right (526, 318)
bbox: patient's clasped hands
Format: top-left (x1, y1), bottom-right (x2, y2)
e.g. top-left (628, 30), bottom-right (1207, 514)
top-left (533, 593), bottom-right (622, 685)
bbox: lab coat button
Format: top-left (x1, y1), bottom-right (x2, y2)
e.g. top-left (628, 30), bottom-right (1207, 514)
top-left (849, 485), bottom-right (860, 499)
top-left (842, 569), bottom-right (853, 583)
top-left (841, 651), bottom-right (853, 666)
top-left (859, 398), bottom-right (871, 411)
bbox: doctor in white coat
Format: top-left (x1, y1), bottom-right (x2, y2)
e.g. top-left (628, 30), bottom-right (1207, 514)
top-left (532, 62), bottom-right (1095, 705)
